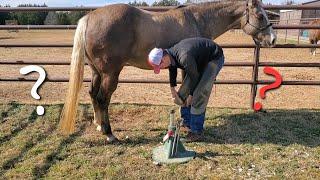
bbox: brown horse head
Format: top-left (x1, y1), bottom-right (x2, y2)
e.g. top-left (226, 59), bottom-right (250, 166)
top-left (240, 0), bottom-right (276, 47)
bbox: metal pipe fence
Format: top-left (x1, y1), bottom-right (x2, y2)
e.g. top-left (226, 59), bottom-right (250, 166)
top-left (1, 77), bottom-right (319, 86)
top-left (0, 44), bottom-right (319, 48)
top-left (1, 59), bottom-right (320, 67)
top-left (1, 24), bottom-right (320, 30)
top-left (0, 4), bottom-right (319, 12)
top-left (0, 4), bottom-right (319, 109)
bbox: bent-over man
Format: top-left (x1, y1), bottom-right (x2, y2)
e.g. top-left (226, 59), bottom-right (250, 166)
top-left (148, 37), bottom-right (224, 142)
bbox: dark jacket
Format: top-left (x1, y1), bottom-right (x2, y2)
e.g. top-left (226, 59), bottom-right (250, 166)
top-left (166, 37), bottom-right (223, 95)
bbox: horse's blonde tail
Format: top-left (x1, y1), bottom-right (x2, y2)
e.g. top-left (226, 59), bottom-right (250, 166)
top-left (59, 15), bottom-right (88, 134)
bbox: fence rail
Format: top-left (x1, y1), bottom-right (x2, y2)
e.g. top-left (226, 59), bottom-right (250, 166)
top-left (1, 77), bottom-right (319, 86)
top-left (0, 4), bottom-right (319, 12)
top-left (0, 4), bottom-right (319, 109)
top-left (1, 24), bottom-right (320, 30)
top-left (2, 59), bottom-right (320, 67)
top-left (0, 44), bottom-right (319, 48)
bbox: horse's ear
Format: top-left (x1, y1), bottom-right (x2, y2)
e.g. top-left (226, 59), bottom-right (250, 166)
top-left (248, 0), bottom-right (260, 7)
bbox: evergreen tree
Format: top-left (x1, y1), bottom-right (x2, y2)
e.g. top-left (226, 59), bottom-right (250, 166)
top-left (57, 12), bottom-right (71, 25)
top-left (69, 10), bottom-right (86, 25)
top-left (11, 4), bottom-right (48, 25)
top-left (0, 5), bottom-right (11, 25)
top-left (282, 0), bottom-right (296, 5)
top-left (152, 0), bottom-right (180, 6)
top-left (44, 11), bottom-right (58, 25)
top-left (128, 1), bottom-right (149, 6)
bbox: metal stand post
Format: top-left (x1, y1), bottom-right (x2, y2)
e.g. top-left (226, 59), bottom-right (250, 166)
top-left (152, 109), bottom-right (195, 164)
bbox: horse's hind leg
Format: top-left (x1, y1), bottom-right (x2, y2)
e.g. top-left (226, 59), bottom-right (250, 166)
top-left (95, 61), bottom-right (123, 142)
top-left (88, 65), bottom-right (102, 131)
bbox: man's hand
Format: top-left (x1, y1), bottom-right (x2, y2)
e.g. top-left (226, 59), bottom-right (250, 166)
top-left (170, 87), bottom-right (178, 98)
top-left (186, 95), bottom-right (193, 106)
top-left (171, 87), bottom-right (184, 106)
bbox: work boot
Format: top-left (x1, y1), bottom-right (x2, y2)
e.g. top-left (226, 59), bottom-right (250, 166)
top-left (180, 106), bottom-right (191, 130)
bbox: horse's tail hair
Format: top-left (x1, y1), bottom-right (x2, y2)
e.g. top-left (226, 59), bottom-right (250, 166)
top-left (59, 15), bottom-right (88, 134)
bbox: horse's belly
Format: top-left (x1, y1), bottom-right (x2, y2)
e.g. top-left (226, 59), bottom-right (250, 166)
top-left (127, 58), bottom-right (151, 70)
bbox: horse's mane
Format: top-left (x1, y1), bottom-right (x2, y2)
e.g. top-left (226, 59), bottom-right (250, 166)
top-left (170, 0), bottom-right (249, 12)
top-left (180, 0), bottom-right (247, 16)
top-left (196, 0), bottom-right (247, 6)
top-left (174, 4), bottom-right (188, 9)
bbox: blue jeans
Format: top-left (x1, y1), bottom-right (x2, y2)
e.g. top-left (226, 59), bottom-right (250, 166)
top-left (179, 55), bottom-right (225, 133)
top-left (180, 106), bottom-right (191, 127)
top-left (178, 55), bottom-right (225, 115)
top-left (191, 113), bottom-right (205, 133)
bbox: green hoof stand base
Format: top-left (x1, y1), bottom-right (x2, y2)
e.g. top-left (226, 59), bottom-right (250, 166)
top-left (152, 109), bottom-right (195, 164)
top-left (152, 141), bottom-right (196, 164)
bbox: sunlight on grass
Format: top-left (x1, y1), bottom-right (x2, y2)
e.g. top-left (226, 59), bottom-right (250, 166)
top-left (0, 103), bottom-right (319, 179)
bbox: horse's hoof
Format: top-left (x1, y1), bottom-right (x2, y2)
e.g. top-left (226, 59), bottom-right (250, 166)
top-left (96, 125), bottom-right (102, 132)
top-left (106, 135), bottom-right (120, 144)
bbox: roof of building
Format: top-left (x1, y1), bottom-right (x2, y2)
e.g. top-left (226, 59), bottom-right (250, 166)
top-left (302, 0), bottom-right (320, 5)
top-left (266, 10), bottom-right (280, 17)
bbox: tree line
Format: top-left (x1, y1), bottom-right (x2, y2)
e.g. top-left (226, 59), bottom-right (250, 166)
top-left (129, 0), bottom-right (180, 6)
top-left (0, 4), bottom-right (86, 25)
top-left (0, 0), bottom-right (180, 25)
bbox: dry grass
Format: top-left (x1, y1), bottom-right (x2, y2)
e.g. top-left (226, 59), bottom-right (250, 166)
top-left (0, 103), bottom-right (319, 179)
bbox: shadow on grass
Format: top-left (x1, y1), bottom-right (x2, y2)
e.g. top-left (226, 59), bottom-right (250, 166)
top-left (32, 123), bottom-right (87, 179)
top-left (203, 109), bottom-right (320, 147)
top-left (0, 109), bottom-right (38, 146)
top-left (1, 105), bottom-right (64, 172)
top-left (0, 101), bottom-right (20, 124)
top-left (2, 124), bottom-right (57, 170)
top-left (31, 105), bottom-right (91, 179)
top-left (84, 134), bottom-right (163, 148)
top-left (83, 107), bottom-right (320, 148)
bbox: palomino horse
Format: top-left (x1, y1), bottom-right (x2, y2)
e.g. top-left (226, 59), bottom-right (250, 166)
top-left (309, 19), bottom-right (320, 56)
top-left (59, 0), bottom-right (276, 142)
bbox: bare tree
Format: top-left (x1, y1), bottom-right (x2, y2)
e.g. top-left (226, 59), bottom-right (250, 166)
top-left (282, 0), bottom-right (296, 5)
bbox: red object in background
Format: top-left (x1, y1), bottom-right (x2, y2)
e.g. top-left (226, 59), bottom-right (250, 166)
top-left (254, 66), bottom-right (283, 111)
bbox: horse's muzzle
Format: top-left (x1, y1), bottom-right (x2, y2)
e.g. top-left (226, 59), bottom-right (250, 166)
top-left (259, 33), bottom-right (277, 47)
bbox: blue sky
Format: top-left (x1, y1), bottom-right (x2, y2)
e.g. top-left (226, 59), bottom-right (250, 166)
top-left (0, 0), bottom-right (312, 7)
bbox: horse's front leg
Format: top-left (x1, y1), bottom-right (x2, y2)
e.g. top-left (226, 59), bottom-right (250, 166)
top-left (313, 40), bottom-right (317, 56)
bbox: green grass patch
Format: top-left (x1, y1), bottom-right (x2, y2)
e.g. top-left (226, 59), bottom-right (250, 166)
top-left (0, 103), bottom-right (319, 179)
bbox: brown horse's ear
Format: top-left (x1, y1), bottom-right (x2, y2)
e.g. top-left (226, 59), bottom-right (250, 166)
top-left (248, 0), bottom-right (260, 7)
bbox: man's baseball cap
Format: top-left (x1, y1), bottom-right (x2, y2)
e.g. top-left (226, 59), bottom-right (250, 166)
top-left (148, 48), bottom-right (163, 74)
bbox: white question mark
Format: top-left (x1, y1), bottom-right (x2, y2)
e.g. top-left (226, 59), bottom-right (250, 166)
top-left (19, 65), bottom-right (46, 116)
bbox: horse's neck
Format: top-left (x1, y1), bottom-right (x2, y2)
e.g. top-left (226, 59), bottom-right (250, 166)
top-left (191, 1), bottom-right (246, 39)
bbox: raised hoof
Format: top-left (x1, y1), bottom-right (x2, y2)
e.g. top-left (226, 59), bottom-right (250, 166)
top-left (106, 135), bottom-right (120, 144)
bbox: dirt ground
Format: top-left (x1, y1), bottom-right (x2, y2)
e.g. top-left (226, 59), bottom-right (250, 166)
top-left (0, 30), bottom-right (319, 109)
